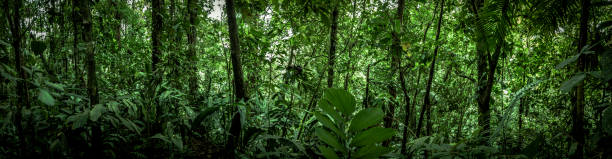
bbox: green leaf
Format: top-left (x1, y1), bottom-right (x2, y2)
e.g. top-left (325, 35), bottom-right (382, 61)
top-left (349, 108), bottom-right (384, 132)
top-left (193, 106), bottom-right (219, 127)
top-left (67, 109), bottom-right (89, 130)
top-left (151, 133), bottom-right (171, 143)
top-left (45, 81), bottom-right (65, 92)
top-left (560, 73), bottom-right (586, 93)
top-left (555, 53), bottom-right (580, 69)
top-left (603, 107), bottom-right (612, 135)
top-left (38, 89), bottom-right (55, 106)
top-left (521, 135), bottom-right (545, 158)
top-left (351, 127), bottom-right (395, 147)
top-left (354, 145), bottom-right (392, 159)
top-left (318, 98), bottom-right (343, 123)
top-left (323, 88), bottom-right (356, 116)
top-left (90, 104), bottom-right (106, 122)
top-left (315, 127), bottom-right (345, 153)
top-left (314, 111), bottom-right (343, 137)
top-left (319, 146), bottom-right (340, 159)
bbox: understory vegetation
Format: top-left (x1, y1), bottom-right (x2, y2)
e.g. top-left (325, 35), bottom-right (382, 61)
top-left (1, 0), bottom-right (611, 158)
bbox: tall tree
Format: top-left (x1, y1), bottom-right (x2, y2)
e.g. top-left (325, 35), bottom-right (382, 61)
top-left (225, 0), bottom-right (248, 157)
top-left (75, 0), bottom-right (102, 156)
top-left (424, 0), bottom-right (445, 137)
top-left (187, 0), bottom-right (199, 100)
top-left (151, 0), bottom-right (162, 75)
top-left (327, 5), bottom-right (339, 88)
top-left (5, 0), bottom-right (29, 156)
top-left (571, 0), bottom-right (590, 158)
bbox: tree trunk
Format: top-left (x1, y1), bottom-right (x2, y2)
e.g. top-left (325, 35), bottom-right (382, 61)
top-left (225, 0), bottom-right (248, 157)
top-left (417, 0), bottom-right (444, 138)
top-left (151, 0), bottom-right (162, 75)
top-left (364, 64), bottom-right (372, 108)
top-left (72, 0), bottom-right (83, 88)
top-left (571, 0), bottom-right (589, 158)
top-left (187, 0), bottom-right (199, 100)
top-left (6, 0), bottom-right (30, 156)
top-left (76, 0), bottom-right (102, 157)
top-left (327, 6), bottom-right (338, 88)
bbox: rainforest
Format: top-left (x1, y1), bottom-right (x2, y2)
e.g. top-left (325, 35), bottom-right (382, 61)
top-left (1, 0), bottom-right (611, 158)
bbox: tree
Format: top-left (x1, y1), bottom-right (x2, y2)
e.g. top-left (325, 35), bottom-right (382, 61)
top-left (76, 0), bottom-right (103, 156)
top-left (225, 0), bottom-right (248, 157)
top-left (187, 0), bottom-right (199, 100)
top-left (327, 4), bottom-right (339, 88)
top-left (571, 0), bottom-right (590, 158)
top-left (5, 0), bottom-right (29, 156)
top-left (419, 0), bottom-right (445, 138)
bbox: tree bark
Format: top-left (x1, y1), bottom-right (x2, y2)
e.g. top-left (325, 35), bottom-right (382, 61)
top-left (187, 0), bottom-right (199, 100)
top-left (6, 0), bottom-right (30, 156)
top-left (327, 6), bottom-right (338, 88)
top-left (417, 0), bottom-right (444, 138)
top-left (225, 0), bottom-right (248, 157)
top-left (571, 0), bottom-right (589, 158)
top-left (77, 0), bottom-right (102, 157)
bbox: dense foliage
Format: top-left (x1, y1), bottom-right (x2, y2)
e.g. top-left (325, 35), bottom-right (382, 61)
top-left (1, 0), bottom-right (611, 158)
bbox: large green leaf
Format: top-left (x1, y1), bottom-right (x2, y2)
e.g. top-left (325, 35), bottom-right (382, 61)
top-left (353, 145), bottom-right (392, 159)
top-left (193, 106), bottom-right (219, 127)
top-left (38, 89), bottom-right (55, 106)
top-left (555, 53), bottom-right (581, 69)
top-left (351, 127), bottom-right (395, 147)
top-left (315, 127), bottom-right (346, 153)
top-left (349, 108), bottom-right (384, 132)
top-left (560, 73), bottom-right (586, 93)
top-left (318, 98), bottom-right (343, 123)
top-left (603, 107), bottom-right (612, 135)
top-left (67, 109), bottom-right (89, 130)
top-left (89, 104), bottom-right (106, 122)
top-left (323, 88), bottom-right (356, 116)
top-left (319, 146), bottom-right (340, 159)
top-left (314, 111), bottom-right (343, 138)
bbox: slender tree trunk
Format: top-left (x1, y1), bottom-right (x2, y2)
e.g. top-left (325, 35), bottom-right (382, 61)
top-left (113, 0), bottom-right (122, 55)
top-left (76, 0), bottom-right (102, 157)
top-left (72, 0), bottom-right (82, 88)
top-left (414, 2), bottom-right (438, 137)
top-left (364, 64), bottom-right (372, 108)
top-left (571, 0), bottom-right (589, 158)
top-left (327, 6), bottom-right (338, 88)
top-left (225, 0), bottom-right (248, 157)
top-left (151, 0), bottom-right (162, 75)
top-left (417, 0), bottom-right (444, 138)
top-left (518, 66), bottom-right (525, 148)
top-left (187, 0), bottom-right (199, 100)
top-left (6, 0), bottom-right (30, 156)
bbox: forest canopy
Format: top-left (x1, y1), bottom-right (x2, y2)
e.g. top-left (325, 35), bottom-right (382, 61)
top-left (0, 0), bottom-right (611, 158)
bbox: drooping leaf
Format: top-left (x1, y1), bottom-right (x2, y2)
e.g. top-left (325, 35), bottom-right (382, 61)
top-left (193, 106), bottom-right (219, 127)
top-left (90, 104), bottom-right (106, 122)
top-left (150, 133), bottom-right (170, 143)
top-left (319, 146), bottom-right (340, 159)
top-left (603, 107), bottom-right (612, 135)
top-left (323, 88), bottom-right (356, 116)
top-left (521, 135), bottom-right (545, 158)
top-left (67, 109), bottom-right (89, 130)
top-left (38, 89), bottom-right (55, 106)
top-left (318, 98), bottom-right (343, 123)
top-left (349, 108), bottom-right (384, 132)
top-left (353, 145), bottom-right (392, 159)
top-left (351, 127), bottom-right (395, 147)
top-left (560, 73), bottom-right (586, 93)
top-left (314, 111), bottom-right (343, 137)
top-left (45, 81), bottom-right (65, 92)
top-left (555, 53), bottom-right (580, 69)
top-left (315, 127), bottom-right (345, 153)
